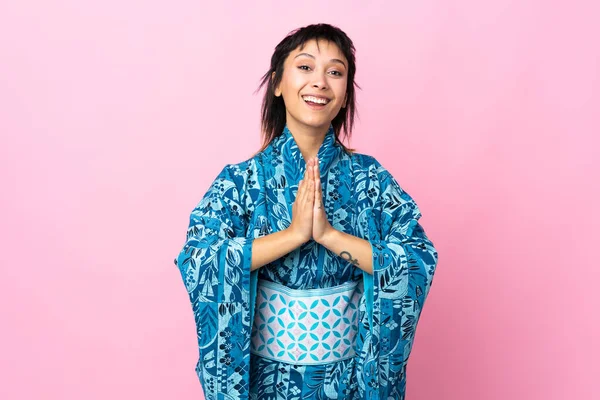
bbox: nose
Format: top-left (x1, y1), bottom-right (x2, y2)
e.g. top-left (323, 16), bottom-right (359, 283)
top-left (311, 69), bottom-right (328, 90)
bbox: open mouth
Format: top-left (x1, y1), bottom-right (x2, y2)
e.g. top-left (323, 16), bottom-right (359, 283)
top-left (302, 95), bottom-right (330, 106)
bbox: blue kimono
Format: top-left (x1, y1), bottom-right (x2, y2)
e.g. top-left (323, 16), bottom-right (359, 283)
top-left (175, 123), bottom-right (438, 399)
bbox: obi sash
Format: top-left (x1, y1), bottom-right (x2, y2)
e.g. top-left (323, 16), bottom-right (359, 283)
top-left (250, 278), bottom-right (363, 366)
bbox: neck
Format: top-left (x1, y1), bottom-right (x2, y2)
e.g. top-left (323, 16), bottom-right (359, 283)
top-left (285, 117), bottom-right (330, 162)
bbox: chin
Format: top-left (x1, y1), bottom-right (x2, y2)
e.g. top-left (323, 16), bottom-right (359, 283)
top-left (287, 109), bottom-right (334, 131)
top-left (301, 116), bottom-right (333, 129)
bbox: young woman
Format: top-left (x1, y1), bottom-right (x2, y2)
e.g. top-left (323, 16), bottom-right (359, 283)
top-left (175, 23), bottom-right (439, 400)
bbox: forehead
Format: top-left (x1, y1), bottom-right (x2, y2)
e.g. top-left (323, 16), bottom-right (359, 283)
top-left (289, 39), bottom-right (346, 62)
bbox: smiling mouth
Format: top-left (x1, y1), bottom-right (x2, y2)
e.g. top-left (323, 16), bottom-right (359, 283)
top-left (302, 95), bottom-right (330, 105)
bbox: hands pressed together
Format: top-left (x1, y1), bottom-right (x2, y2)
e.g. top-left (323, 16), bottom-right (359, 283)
top-left (288, 156), bottom-right (336, 244)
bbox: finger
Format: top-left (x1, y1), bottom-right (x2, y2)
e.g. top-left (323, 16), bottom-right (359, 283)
top-left (299, 167), bottom-right (308, 197)
top-left (301, 163), bottom-right (313, 205)
top-left (298, 179), bottom-right (306, 204)
top-left (308, 167), bottom-right (315, 203)
top-left (313, 179), bottom-right (321, 210)
top-left (315, 167), bottom-right (321, 193)
top-left (300, 167), bottom-right (308, 201)
top-left (313, 158), bottom-right (319, 189)
top-left (294, 180), bottom-right (300, 209)
top-left (304, 166), bottom-right (313, 204)
top-left (315, 179), bottom-right (322, 209)
top-left (304, 167), bottom-right (313, 204)
top-left (314, 195), bottom-right (322, 211)
top-left (316, 162), bottom-right (324, 210)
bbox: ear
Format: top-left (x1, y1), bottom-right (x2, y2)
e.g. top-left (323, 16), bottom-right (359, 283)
top-left (271, 71), bottom-right (281, 97)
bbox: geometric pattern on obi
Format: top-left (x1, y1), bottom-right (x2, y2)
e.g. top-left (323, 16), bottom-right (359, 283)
top-left (250, 278), bottom-right (364, 366)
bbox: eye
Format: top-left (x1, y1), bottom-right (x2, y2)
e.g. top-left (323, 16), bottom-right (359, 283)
top-left (298, 65), bottom-right (343, 76)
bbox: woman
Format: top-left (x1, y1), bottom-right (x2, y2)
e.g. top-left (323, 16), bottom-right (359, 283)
top-left (175, 23), bottom-right (439, 400)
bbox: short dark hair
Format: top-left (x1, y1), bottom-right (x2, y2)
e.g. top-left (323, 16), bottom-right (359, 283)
top-left (253, 23), bottom-right (361, 156)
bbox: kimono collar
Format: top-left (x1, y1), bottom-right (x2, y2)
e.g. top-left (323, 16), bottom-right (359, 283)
top-left (271, 123), bottom-right (341, 186)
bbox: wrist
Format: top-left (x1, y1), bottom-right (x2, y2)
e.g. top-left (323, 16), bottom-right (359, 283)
top-left (317, 227), bottom-right (338, 248)
top-left (285, 227), bottom-right (307, 247)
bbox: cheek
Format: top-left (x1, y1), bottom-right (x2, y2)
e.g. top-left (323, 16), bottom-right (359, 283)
top-left (288, 74), bottom-right (309, 93)
top-left (283, 69), bottom-right (309, 88)
top-left (332, 79), bottom-right (348, 98)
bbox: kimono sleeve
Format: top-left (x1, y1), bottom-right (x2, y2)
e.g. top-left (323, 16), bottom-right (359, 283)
top-left (363, 160), bottom-right (439, 399)
top-left (174, 164), bottom-right (254, 400)
top-left (370, 163), bottom-right (438, 314)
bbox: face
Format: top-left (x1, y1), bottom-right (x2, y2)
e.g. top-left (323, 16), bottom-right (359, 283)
top-left (273, 39), bottom-right (348, 134)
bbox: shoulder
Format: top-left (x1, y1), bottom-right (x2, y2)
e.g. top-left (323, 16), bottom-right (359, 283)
top-left (211, 157), bottom-right (260, 202)
top-left (349, 152), bottom-right (391, 180)
top-left (352, 152), bottom-right (420, 210)
top-left (347, 151), bottom-right (377, 171)
top-left (214, 153), bottom-right (259, 181)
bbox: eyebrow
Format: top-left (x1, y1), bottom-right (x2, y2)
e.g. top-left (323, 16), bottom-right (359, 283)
top-left (294, 52), bottom-right (347, 69)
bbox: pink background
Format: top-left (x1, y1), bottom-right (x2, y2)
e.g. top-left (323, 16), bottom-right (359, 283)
top-left (1, 1), bottom-right (598, 399)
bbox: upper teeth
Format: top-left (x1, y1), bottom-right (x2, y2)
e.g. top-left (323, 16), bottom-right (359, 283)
top-left (303, 96), bottom-right (329, 104)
